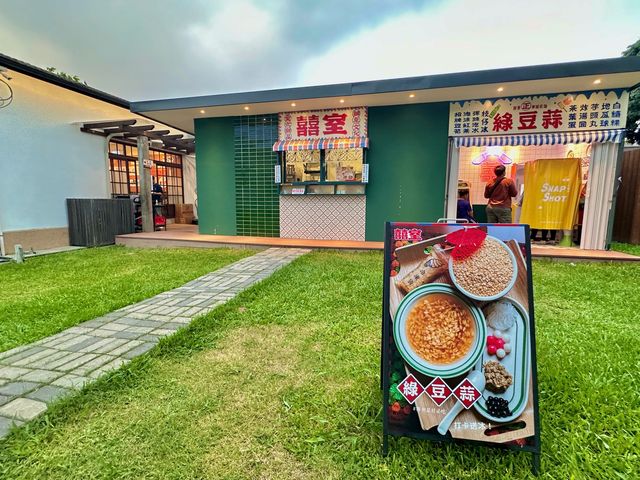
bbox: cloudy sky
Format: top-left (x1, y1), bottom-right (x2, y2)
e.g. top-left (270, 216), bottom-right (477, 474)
top-left (1, 0), bottom-right (639, 101)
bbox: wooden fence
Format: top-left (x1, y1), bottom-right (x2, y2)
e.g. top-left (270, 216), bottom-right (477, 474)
top-left (67, 198), bottom-right (135, 247)
top-left (612, 148), bottom-right (640, 244)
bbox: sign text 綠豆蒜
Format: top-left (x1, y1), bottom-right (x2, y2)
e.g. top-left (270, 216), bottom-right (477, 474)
top-left (449, 91), bottom-right (629, 136)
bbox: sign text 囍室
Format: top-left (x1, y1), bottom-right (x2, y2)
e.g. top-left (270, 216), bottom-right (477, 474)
top-left (279, 107), bottom-right (367, 141)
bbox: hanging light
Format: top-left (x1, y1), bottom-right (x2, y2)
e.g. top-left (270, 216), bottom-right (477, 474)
top-left (472, 146), bottom-right (513, 165)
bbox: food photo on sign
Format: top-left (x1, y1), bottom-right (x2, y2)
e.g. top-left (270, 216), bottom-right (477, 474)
top-left (382, 222), bottom-right (540, 466)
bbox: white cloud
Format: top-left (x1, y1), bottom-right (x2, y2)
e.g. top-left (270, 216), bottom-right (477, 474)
top-left (298, 0), bottom-right (640, 86)
top-left (1, 0), bottom-right (638, 99)
top-left (186, 1), bottom-right (282, 70)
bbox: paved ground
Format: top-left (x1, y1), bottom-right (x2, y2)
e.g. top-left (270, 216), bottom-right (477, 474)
top-left (0, 247), bottom-right (309, 439)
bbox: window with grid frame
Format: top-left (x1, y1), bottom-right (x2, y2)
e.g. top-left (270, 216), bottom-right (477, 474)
top-left (108, 141), bottom-right (184, 203)
top-left (281, 148), bottom-right (364, 183)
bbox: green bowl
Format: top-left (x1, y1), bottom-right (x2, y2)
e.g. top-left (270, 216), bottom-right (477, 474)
top-left (393, 283), bottom-right (486, 378)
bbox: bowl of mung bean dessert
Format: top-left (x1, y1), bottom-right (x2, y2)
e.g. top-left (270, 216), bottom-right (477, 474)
top-left (393, 284), bottom-right (486, 378)
top-left (448, 235), bottom-right (517, 302)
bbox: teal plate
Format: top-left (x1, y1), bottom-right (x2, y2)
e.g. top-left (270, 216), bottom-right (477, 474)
top-left (393, 284), bottom-right (486, 378)
top-left (473, 297), bottom-right (531, 423)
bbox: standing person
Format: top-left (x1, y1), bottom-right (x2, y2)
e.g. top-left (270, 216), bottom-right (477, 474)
top-left (456, 190), bottom-right (475, 222)
top-left (484, 165), bottom-right (517, 223)
top-left (152, 177), bottom-right (163, 205)
top-left (530, 228), bottom-right (557, 244)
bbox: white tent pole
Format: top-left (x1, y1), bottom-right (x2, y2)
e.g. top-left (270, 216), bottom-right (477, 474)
top-left (445, 139), bottom-right (460, 220)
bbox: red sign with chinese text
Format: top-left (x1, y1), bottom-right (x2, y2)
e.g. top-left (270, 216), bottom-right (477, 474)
top-left (393, 228), bottom-right (423, 242)
top-left (449, 91), bottom-right (629, 136)
top-left (397, 374), bottom-right (425, 404)
top-left (453, 378), bottom-right (482, 409)
top-left (425, 377), bottom-right (453, 406)
top-left (279, 107), bottom-right (367, 140)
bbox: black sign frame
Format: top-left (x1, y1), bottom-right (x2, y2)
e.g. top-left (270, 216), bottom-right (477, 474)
top-left (381, 222), bottom-right (541, 475)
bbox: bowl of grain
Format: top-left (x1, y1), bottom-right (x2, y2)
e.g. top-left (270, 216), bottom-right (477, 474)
top-left (393, 283), bottom-right (486, 378)
top-left (448, 235), bottom-right (517, 302)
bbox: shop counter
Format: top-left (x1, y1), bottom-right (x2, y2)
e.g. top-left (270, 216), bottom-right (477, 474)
top-left (280, 183), bottom-right (366, 195)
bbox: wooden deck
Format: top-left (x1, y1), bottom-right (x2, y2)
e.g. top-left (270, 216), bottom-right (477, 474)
top-left (528, 244), bottom-right (639, 262)
top-left (116, 224), bottom-right (383, 251)
top-left (116, 224), bottom-right (640, 262)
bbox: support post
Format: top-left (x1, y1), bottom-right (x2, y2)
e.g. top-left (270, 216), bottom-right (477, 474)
top-left (532, 451), bottom-right (540, 476)
top-left (14, 244), bottom-right (24, 263)
top-left (137, 135), bottom-right (153, 232)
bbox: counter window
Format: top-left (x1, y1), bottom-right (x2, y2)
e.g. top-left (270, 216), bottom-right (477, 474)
top-left (325, 148), bottom-right (363, 182)
top-left (280, 146), bottom-right (367, 195)
top-left (284, 150), bottom-right (321, 183)
top-left (282, 147), bottom-right (366, 181)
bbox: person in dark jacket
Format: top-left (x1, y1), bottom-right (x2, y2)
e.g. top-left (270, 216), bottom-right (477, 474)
top-left (152, 177), bottom-right (163, 205)
top-left (484, 165), bottom-right (517, 223)
top-left (456, 190), bottom-right (475, 222)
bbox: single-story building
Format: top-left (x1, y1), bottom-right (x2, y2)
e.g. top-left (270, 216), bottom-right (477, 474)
top-left (0, 53), bottom-right (197, 255)
top-left (132, 57), bottom-right (640, 250)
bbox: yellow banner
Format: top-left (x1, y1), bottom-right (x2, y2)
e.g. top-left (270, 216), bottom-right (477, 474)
top-left (519, 158), bottom-right (582, 230)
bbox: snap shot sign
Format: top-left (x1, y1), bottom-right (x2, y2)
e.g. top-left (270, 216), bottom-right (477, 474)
top-left (449, 91), bottom-right (629, 136)
top-left (519, 158), bottom-right (582, 230)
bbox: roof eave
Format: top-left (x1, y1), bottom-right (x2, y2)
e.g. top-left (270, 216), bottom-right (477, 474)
top-left (0, 52), bottom-right (129, 109)
top-left (130, 57), bottom-right (640, 113)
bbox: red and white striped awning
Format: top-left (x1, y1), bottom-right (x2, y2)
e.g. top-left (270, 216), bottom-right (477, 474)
top-left (272, 136), bottom-right (369, 151)
top-left (453, 129), bottom-right (626, 147)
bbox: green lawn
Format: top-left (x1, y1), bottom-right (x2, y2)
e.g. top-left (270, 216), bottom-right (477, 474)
top-left (0, 251), bottom-right (639, 479)
top-left (0, 246), bottom-right (254, 353)
top-left (611, 241), bottom-right (640, 256)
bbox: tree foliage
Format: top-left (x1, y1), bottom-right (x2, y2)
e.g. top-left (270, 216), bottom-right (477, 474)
top-left (46, 67), bottom-right (88, 86)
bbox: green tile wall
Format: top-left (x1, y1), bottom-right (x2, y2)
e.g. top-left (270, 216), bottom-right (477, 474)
top-left (234, 115), bottom-right (280, 237)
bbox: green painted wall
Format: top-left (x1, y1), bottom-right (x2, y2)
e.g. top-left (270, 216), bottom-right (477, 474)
top-left (196, 103), bottom-right (451, 240)
top-left (195, 117), bottom-right (236, 235)
top-left (365, 103), bottom-right (450, 241)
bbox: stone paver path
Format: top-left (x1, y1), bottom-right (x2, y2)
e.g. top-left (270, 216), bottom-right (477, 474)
top-left (0, 248), bottom-right (308, 439)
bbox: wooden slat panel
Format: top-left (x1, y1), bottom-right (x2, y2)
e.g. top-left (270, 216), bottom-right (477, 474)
top-left (66, 199), bottom-right (135, 247)
top-left (613, 148), bottom-right (640, 244)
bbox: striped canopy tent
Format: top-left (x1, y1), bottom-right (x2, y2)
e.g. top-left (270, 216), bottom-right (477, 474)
top-left (272, 136), bottom-right (369, 151)
top-left (453, 129), bottom-right (626, 148)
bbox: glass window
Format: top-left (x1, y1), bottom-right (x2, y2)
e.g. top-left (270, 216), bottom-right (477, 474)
top-left (128, 161), bottom-right (139, 194)
top-left (281, 148), bottom-right (365, 184)
top-left (307, 184), bottom-right (335, 194)
top-left (284, 150), bottom-right (321, 182)
top-left (108, 141), bottom-right (184, 203)
top-left (325, 148), bottom-right (363, 182)
top-left (336, 184), bottom-right (366, 195)
top-left (109, 158), bottom-right (130, 196)
top-left (280, 185), bottom-right (300, 195)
